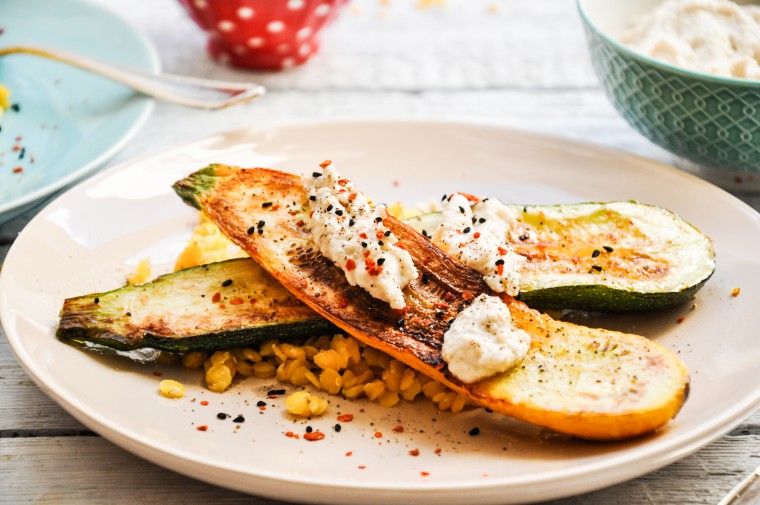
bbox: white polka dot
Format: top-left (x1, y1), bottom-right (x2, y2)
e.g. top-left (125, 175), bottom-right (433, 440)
top-left (237, 7), bottom-right (254, 19)
top-left (281, 57), bottom-right (296, 69)
top-left (233, 45), bottom-right (247, 55)
top-left (314, 4), bottom-right (330, 16)
top-left (218, 20), bottom-right (235, 32)
top-left (267, 21), bottom-right (285, 33)
top-left (193, 0), bottom-right (207, 9)
top-left (287, 0), bottom-right (305, 10)
top-left (296, 27), bottom-right (312, 40)
top-left (298, 43), bottom-right (311, 56)
top-left (247, 37), bottom-right (264, 48)
top-left (277, 44), bottom-right (291, 54)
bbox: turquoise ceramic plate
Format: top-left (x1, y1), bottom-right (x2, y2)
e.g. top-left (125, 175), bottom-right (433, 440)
top-left (0, 0), bottom-right (159, 223)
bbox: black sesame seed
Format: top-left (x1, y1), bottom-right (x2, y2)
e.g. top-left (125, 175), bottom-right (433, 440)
top-left (335, 209), bottom-right (344, 216)
top-left (256, 401), bottom-right (266, 407)
top-left (375, 217), bottom-right (383, 223)
top-left (247, 226), bottom-right (256, 235)
top-left (384, 230), bottom-right (391, 237)
top-left (463, 227), bottom-right (471, 234)
top-left (125, 312), bottom-right (131, 317)
top-left (362, 242), bottom-right (367, 248)
top-left (217, 412), bottom-right (228, 420)
top-left (267, 389), bottom-right (286, 395)
top-left (326, 204), bottom-right (333, 212)
top-left (422, 272), bottom-right (430, 284)
top-left (591, 249), bottom-right (601, 258)
top-left (495, 259), bottom-right (505, 265)
top-left (312, 172), bottom-right (322, 177)
top-left (222, 279), bottom-right (233, 287)
top-left (396, 319), bottom-right (405, 328)
top-left (348, 219), bottom-right (355, 227)
top-left (441, 194), bottom-right (447, 202)
top-left (472, 217), bottom-right (477, 224)
top-left (257, 220), bottom-right (265, 228)
top-left (378, 240), bottom-right (384, 246)
top-left (19, 147), bottom-right (25, 160)
top-left (334, 424), bottom-right (342, 432)
top-left (10, 103), bottom-right (20, 113)
top-left (519, 235), bottom-right (528, 241)
top-left (522, 206), bottom-right (527, 213)
top-left (422, 229), bottom-right (429, 238)
top-left (603, 245), bottom-right (614, 252)
top-left (592, 265), bottom-right (603, 272)
top-left (262, 202), bottom-right (273, 208)
top-left (377, 258), bottom-right (386, 266)
top-left (258, 228), bottom-right (263, 235)
top-left (306, 426), bottom-right (313, 433)
top-left (233, 415), bottom-right (245, 423)
top-left (459, 206), bottom-right (465, 214)
top-left (469, 427), bottom-right (480, 436)
top-left (93, 297), bottom-right (99, 304)
top-left (435, 311), bottom-right (446, 319)
top-left (478, 218), bottom-right (486, 223)
top-left (309, 195), bottom-right (316, 201)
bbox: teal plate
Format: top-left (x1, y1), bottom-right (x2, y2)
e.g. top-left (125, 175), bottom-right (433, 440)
top-left (0, 0), bottom-right (159, 223)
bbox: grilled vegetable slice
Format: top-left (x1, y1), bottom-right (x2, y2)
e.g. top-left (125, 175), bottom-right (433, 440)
top-left (57, 258), bottom-right (336, 352)
top-left (173, 164), bottom-right (689, 441)
top-left (405, 202), bottom-right (715, 312)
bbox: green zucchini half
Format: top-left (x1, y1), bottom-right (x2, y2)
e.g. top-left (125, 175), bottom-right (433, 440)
top-left (57, 258), bottom-right (336, 352)
top-left (405, 201), bottom-right (715, 312)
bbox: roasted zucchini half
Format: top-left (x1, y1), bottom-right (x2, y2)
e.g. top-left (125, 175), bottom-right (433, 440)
top-left (406, 202), bottom-right (715, 312)
top-left (57, 258), bottom-right (336, 352)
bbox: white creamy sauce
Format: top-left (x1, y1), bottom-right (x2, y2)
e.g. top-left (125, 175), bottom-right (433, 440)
top-left (307, 164), bottom-right (418, 309)
top-left (623, 0), bottom-right (760, 80)
top-left (431, 194), bottom-right (526, 296)
top-left (441, 294), bottom-right (531, 384)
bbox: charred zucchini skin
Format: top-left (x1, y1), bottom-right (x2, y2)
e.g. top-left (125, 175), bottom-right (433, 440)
top-left (405, 204), bottom-right (715, 312)
top-left (57, 258), bottom-right (337, 352)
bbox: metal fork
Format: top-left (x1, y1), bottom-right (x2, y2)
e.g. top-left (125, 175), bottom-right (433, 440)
top-left (718, 464), bottom-right (760, 505)
top-left (0, 45), bottom-right (266, 109)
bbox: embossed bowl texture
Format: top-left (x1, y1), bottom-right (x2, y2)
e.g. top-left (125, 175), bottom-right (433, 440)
top-left (578, 0), bottom-right (760, 186)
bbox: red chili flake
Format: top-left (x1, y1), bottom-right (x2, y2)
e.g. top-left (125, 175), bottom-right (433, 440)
top-left (395, 243), bottom-right (406, 250)
top-left (348, 193), bottom-right (357, 201)
top-left (359, 232), bottom-right (368, 239)
top-left (338, 178), bottom-right (349, 186)
top-left (12, 167), bottom-right (23, 173)
top-left (285, 431), bottom-right (300, 439)
top-left (337, 297), bottom-right (349, 308)
top-left (444, 292), bottom-right (456, 301)
top-left (497, 246), bottom-right (508, 256)
top-left (731, 287), bottom-right (741, 297)
top-left (230, 297), bottom-right (244, 305)
top-left (408, 449), bottom-right (420, 456)
top-left (462, 291), bottom-right (474, 301)
top-left (473, 232), bottom-right (481, 239)
top-left (211, 292), bottom-right (221, 303)
top-left (249, 298), bottom-right (257, 304)
top-left (199, 401), bottom-right (208, 406)
top-left (304, 431), bottom-right (325, 441)
top-left (434, 448), bottom-right (442, 455)
top-left (12, 145), bottom-right (21, 151)
top-left (309, 211), bottom-right (314, 218)
top-left (435, 363), bottom-right (445, 371)
top-left (420, 471), bottom-right (430, 477)
top-left (456, 192), bottom-right (479, 202)
top-left (152, 371), bottom-right (162, 377)
top-left (272, 204), bottom-right (280, 211)
top-left (374, 431), bottom-right (383, 438)
top-left (219, 303), bottom-right (226, 309)
top-left (365, 257), bottom-right (376, 268)
top-left (677, 317), bottom-right (685, 324)
top-left (259, 406), bottom-right (266, 411)
top-left (392, 425), bottom-right (404, 433)
top-left (346, 259), bottom-right (356, 271)
top-left (296, 219), bottom-right (305, 227)
top-left (458, 242), bottom-right (466, 248)
top-left (319, 160), bottom-right (332, 168)
top-left (497, 264), bottom-right (504, 276)
top-left (196, 425), bottom-right (208, 431)
top-left (337, 414), bottom-right (354, 422)
top-left (376, 230), bottom-right (385, 240)
top-left (345, 451), bottom-right (353, 457)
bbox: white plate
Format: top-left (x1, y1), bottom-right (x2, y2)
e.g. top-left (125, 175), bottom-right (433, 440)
top-left (2, 120), bottom-right (759, 504)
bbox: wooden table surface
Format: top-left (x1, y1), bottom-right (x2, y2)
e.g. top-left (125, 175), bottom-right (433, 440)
top-left (2, 0), bottom-right (759, 503)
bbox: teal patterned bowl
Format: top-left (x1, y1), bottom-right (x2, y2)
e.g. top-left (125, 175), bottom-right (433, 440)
top-left (578, 0), bottom-right (760, 190)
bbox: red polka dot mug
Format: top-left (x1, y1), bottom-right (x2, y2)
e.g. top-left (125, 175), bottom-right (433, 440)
top-left (178, 0), bottom-right (349, 70)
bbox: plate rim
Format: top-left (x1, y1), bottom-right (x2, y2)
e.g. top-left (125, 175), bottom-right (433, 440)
top-left (2, 118), bottom-right (760, 503)
top-left (0, 0), bottom-right (160, 218)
